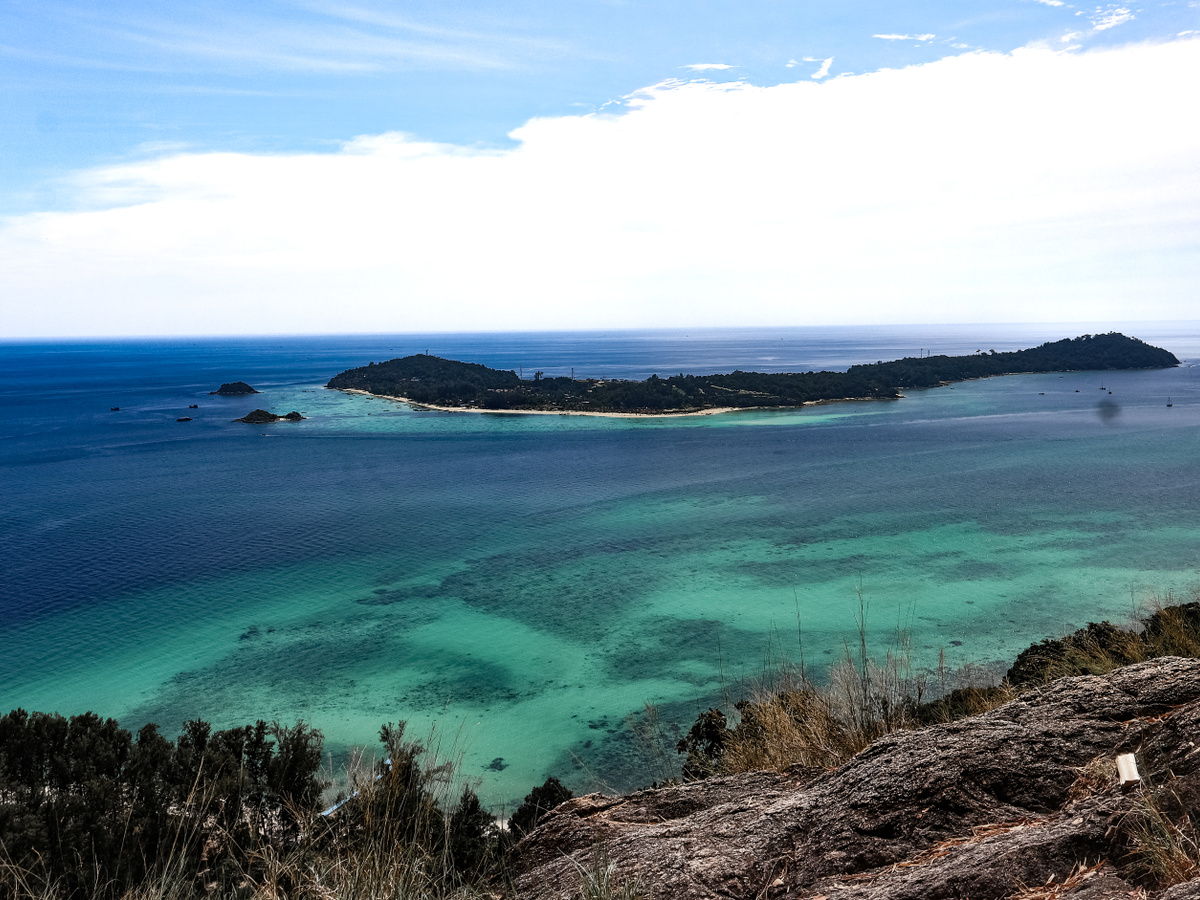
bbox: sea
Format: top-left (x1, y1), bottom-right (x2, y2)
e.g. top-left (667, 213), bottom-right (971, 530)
top-left (2, 322), bottom-right (1199, 808)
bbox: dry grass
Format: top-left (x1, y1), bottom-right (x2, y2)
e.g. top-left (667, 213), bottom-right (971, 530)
top-left (0, 861), bottom-right (64, 900)
top-left (1142, 592), bottom-right (1200, 659)
top-left (1056, 626), bottom-right (1147, 681)
top-left (715, 590), bottom-right (923, 774)
top-left (716, 598), bottom-right (1015, 777)
top-left (248, 841), bottom-right (489, 900)
top-left (717, 662), bottom-right (1016, 776)
top-left (1063, 755), bottom-right (1119, 807)
top-left (720, 684), bottom-right (857, 774)
top-left (568, 846), bottom-right (644, 900)
top-left (1010, 861), bottom-right (1145, 900)
top-left (1122, 785), bottom-right (1200, 888)
top-left (625, 703), bottom-right (680, 786)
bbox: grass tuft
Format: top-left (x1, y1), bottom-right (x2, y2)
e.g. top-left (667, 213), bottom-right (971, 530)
top-left (1122, 785), bottom-right (1200, 888)
top-left (569, 845), bottom-right (644, 900)
top-left (1063, 755), bottom-right (1119, 807)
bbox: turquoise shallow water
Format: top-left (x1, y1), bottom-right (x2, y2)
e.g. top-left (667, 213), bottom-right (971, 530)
top-left (2, 325), bottom-right (1199, 807)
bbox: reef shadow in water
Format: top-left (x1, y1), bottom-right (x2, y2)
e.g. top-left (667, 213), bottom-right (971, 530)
top-left (120, 613), bottom-right (455, 733)
top-left (550, 696), bottom-right (709, 796)
top-left (364, 535), bottom-right (693, 639)
top-left (603, 618), bottom-right (764, 684)
top-left (396, 653), bottom-right (526, 710)
top-left (356, 585), bottom-right (443, 606)
top-left (943, 560), bottom-right (1009, 581)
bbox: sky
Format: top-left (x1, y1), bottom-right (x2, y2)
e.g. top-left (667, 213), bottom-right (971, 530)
top-left (2, 1), bottom-right (1198, 337)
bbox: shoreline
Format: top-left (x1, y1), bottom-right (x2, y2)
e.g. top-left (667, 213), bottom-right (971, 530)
top-left (332, 387), bottom-right (894, 417)
top-left (336, 387), bottom-right (739, 417)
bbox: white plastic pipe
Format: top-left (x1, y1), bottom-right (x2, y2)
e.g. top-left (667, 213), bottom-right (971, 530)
top-left (1116, 753), bottom-right (1141, 784)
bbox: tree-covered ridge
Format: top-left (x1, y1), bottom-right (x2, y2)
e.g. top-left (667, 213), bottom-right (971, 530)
top-left (326, 332), bottom-right (1178, 414)
top-left (845, 332), bottom-right (1180, 389)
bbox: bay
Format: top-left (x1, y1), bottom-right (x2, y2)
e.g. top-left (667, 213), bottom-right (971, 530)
top-left (2, 322), bottom-right (1199, 806)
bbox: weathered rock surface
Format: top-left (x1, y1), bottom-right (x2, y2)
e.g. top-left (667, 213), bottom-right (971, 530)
top-left (513, 658), bottom-right (1200, 900)
top-left (1162, 878), bottom-right (1200, 899)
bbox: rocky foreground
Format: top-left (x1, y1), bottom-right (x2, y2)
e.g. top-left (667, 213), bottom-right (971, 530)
top-left (513, 658), bottom-right (1200, 899)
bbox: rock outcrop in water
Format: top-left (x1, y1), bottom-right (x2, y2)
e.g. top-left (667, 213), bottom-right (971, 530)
top-left (513, 657), bottom-right (1200, 899)
top-left (233, 409), bottom-right (304, 424)
top-left (211, 381), bottom-right (259, 395)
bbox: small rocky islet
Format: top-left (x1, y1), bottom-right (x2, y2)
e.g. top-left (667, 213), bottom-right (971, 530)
top-left (210, 381), bottom-right (260, 395)
top-left (207, 380), bottom-right (304, 423)
top-left (233, 409), bottom-right (304, 424)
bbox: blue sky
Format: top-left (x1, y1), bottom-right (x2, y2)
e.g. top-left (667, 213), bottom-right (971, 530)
top-left (5, 0), bottom-right (1195, 211)
top-left (2, 1), bottom-right (1198, 335)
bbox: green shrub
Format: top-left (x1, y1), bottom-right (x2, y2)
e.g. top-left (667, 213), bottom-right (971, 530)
top-left (509, 777), bottom-right (574, 837)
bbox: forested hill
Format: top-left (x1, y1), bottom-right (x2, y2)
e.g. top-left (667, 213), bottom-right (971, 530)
top-left (846, 332), bottom-right (1179, 389)
top-left (326, 332), bottom-right (1178, 414)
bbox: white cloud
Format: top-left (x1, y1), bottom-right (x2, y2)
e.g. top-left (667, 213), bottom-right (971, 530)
top-left (873, 33), bottom-right (936, 41)
top-left (684, 63), bottom-right (734, 71)
top-left (1031, 0), bottom-right (1066, 6)
top-left (811, 57), bottom-right (833, 79)
top-left (1091, 6), bottom-right (1134, 29)
top-left (3, 40), bottom-right (1200, 336)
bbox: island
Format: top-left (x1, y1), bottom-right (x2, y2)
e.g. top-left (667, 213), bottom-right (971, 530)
top-left (325, 332), bottom-right (1179, 415)
top-left (210, 381), bottom-right (260, 395)
top-left (234, 409), bottom-right (305, 424)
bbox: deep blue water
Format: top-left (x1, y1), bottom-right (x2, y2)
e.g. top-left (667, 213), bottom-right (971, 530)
top-left (3, 323), bottom-right (1199, 805)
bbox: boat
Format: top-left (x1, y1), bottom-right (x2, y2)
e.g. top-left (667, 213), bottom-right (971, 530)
top-left (189, 404), bottom-right (198, 409)
top-left (1167, 397), bottom-right (1173, 407)
top-left (110, 406), bottom-right (119, 411)
top-left (176, 416), bottom-right (192, 422)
